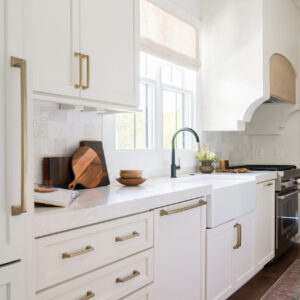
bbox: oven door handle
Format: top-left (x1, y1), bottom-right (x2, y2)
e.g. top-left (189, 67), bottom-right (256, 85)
top-left (277, 189), bottom-right (300, 200)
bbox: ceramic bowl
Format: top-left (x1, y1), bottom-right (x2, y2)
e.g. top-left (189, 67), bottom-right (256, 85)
top-left (120, 170), bottom-right (143, 179)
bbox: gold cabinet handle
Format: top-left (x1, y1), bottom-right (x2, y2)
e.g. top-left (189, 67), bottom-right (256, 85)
top-left (10, 57), bottom-right (28, 216)
top-left (82, 54), bottom-right (90, 89)
top-left (116, 270), bottom-right (140, 283)
top-left (233, 223), bottom-right (242, 249)
top-left (264, 182), bottom-right (274, 187)
top-left (62, 245), bottom-right (94, 259)
top-left (160, 200), bottom-right (207, 216)
top-left (115, 231), bottom-right (140, 242)
top-left (74, 52), bottom-right (82, 89)
top-left (80, 291), bottom-right (95, 300)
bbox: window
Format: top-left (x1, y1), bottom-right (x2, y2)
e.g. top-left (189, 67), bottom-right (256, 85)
top-left (116, 0), bottom-right (199, 151)
top-left (116, 53), bottom-right (196, 150)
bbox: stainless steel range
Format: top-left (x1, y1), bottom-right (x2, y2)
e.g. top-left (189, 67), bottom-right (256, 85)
top-left (231, 164), bottom-right (300, 259)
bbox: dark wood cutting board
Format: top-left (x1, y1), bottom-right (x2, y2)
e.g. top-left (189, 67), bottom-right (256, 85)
top-left (68, 146), bottom-right (103, 190)
top-left (43, 157), bottom-right (73, 188)
top-left (80, 140), bottom-right (110, 186)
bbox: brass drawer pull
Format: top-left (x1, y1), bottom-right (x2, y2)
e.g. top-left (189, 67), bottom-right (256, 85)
top-left (80, 291), bottom-right (95, 300)
top-left (82, 54), bottom-right (90, 89)
top-left (62, 245), bottom-right (94, 259)
top-left (116, 270), bottom-right (140, 283)
top-left (160, 200), bottom-right (207, 216)
top-left (74, 52), bottom-right (82, 89)
top-left (10, 57), bottom-right (28, 216)
top-left (264, 182), bottom-right (274, 187)
top-left (233, 223), bottom-right (242, 249)
top-left (115, 231), bottom-right (140, 242)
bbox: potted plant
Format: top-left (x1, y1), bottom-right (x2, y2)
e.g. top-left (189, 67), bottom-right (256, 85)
top-left (196, 145), bottom-right (219, 174)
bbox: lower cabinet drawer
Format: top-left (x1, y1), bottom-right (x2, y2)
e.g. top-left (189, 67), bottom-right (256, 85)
top-left (36, 249), bottom-right (154, 300)
top-left (121, 284), bottom-right (154, 300)
top-left (36, 212), bottom-right (153, 290)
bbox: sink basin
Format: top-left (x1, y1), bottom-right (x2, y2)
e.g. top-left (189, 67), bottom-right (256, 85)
top-left (174, 174), bottom-right (256, 228)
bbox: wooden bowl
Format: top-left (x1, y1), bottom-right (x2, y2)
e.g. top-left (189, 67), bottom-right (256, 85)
top-left (116, 177), bottom-right (146, 186)
top-left (120, 170), bottom-right (143, 179)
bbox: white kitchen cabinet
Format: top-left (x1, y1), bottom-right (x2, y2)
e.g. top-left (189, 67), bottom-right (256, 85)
top-left (0, 262), bottom-right (25, 300)
top-left (32, 0), bottom-right (80, 97)
top-left (206, 212), bottom-right (255, 300)
top-left (0, 0), bottom-right (28, 266)
top-left (154, 198), bottom-right (207, 300)
top-left (254, 180), bottom-right (275, 271)
top-left (80, 0), bottom-right (139, 107)
top-left (32, 0), bottom-right (139, 110)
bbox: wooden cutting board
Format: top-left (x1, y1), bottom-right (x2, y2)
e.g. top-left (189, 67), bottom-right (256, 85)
top-left (80, 140), bottom-right (110, 186)
top-left (68, 146), bottom-right (103, 190)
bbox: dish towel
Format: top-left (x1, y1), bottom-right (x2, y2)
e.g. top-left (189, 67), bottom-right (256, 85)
top-left (34, 184), bottom-right (80, 207)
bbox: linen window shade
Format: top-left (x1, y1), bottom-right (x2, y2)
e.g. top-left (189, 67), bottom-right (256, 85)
top-left (140, 0), bottom-right (200, 71)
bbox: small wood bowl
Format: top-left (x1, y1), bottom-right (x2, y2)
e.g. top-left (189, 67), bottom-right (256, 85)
top-left (116, 177), bottom-right (146, 186)
top-left (120, 170), bottom-right (143, 179)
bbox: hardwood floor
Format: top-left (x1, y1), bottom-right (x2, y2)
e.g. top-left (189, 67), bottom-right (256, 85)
top-left (228, 243), bottom-right (300, 300)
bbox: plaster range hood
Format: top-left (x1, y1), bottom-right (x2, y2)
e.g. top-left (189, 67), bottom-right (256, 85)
top-left (201, 0), bottom-right (299, 131)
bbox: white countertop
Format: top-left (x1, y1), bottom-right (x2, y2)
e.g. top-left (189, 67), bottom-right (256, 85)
top-left (34, 171), bottom-right (277, 238)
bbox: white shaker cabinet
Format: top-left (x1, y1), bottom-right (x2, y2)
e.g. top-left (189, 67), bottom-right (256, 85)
top-left (254, 180), bottom-right (275, 271)
top-left (206, 212), bottom-right (255, 300)
top-left (32, 0), bottom-right (139, 109)
top-left (80, 0), bottom-right (139, 107)
top-left (0, 262), bottom-right (25, 300)
top-left (0, 0), bottom-right (28, 266)
top-left (154, 198), bottom-right (207, 300)
top-left (32, 0), bottom-right (80, 98)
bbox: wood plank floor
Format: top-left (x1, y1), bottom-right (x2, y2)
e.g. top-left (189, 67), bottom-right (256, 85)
top-left (228, 243), bottom-right (300, 300)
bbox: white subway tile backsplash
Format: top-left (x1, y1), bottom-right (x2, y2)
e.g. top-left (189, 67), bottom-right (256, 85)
top-left (33, 101), bottom-right (103, 183)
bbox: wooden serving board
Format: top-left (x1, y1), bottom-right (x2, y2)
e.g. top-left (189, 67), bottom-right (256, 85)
top-left (80, 140), bottom-right (110, 186)
top-left (68, 146), bottom-right (103, 190)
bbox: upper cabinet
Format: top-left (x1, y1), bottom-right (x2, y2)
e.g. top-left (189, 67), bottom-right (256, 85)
top-left (33, 0), bottom-right (139, 111)
top-left (201, 0), bottom-right (300, 131)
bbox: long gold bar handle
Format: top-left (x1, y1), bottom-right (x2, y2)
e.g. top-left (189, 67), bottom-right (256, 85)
top-left (74, 52), bottom-right (82, 89)
top-left (80, 291), bottom-right (95, 300)
top-left (11, 57), bottom-right (28, 216)
top-left (160, 200), bottom-right (207, 216)
top-left (82, 54), bottom-right (90, 90)
top-left (62, 245), bottom-right (94, 259)
top-left (116, 270), bottom-right (140, 283)
top-left (233, 223), bottom-right (242, 249)
top-left (115, 231), bottom-right (140, 242)
top-left (264, 182), bottom-right (274, 187)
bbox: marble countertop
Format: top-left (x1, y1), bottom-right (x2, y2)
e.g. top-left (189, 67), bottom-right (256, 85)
top-left (34, 171), bottom-right (277, 238)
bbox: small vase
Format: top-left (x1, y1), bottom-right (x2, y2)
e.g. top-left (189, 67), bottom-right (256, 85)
top-left (199, 161), bottom-right (214, 174)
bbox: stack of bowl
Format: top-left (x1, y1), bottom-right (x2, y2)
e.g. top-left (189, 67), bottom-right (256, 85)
top-left (117, 170), bottom-right (146, 186)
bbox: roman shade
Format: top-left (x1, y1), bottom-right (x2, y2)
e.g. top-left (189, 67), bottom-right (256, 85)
top-left (140, 0), bottom-right (200, 71)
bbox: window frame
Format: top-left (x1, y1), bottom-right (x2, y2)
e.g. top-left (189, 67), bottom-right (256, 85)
top-left (116, 53), bottom-right (196, 152)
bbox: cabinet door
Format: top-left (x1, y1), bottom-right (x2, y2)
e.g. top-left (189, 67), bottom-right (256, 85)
top-left (232, 212), bottom-right (255, 290)
top-left (0, 0), bottom-right (27, 265)
top-left (154, 199), bottom-right (206, 300)
top-left (0, 262), bottom-right (24, 300)
top-left (255, 180), bottom-right (275, 270)
top-left (80, 0), bottom-right (139, 107)
top-left (32, 0), bottom-right (80, 97)
top-left (206, 221), bottom-right (234, 300)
